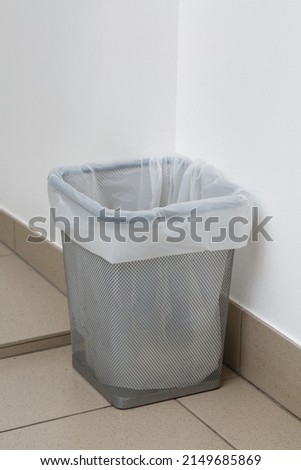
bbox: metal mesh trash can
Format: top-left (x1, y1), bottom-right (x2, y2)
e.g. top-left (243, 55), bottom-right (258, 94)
top-left (48, 156), bottom-right (251, 408)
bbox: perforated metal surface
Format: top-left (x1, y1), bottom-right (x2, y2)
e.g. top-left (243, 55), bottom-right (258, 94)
top-left (63, 237), bottom-right (233, 407)
top-left (94, 167), bottom-right (138, 209)
top-left (63, 158), bottom-right (190, 211)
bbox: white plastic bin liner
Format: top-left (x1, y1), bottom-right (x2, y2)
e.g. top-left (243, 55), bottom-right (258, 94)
top-left (48, 155), bottom-right (252, 263)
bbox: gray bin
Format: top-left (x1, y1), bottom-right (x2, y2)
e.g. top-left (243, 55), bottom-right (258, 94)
top-left (63, 238), bottom-right (233, 408)
top-left (49, 156), bottom-right (250, 408)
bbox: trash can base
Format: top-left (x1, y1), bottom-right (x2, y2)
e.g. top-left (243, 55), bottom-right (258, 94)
top-left (73, 356), bottom-right (222, 409)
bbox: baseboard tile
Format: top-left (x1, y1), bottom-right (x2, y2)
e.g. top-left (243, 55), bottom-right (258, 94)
top-left (0, 210), bottom-right (15, 250)
top-left (224, 302), bottom-right (242, 373)
top-left (240, 311), bottom-right (301, 419)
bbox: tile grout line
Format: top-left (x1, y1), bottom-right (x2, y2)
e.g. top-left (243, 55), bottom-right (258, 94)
top-left (0, 340), bottom-right (71, 361)
top-left (0, 332), bottom-right (70, 350)
top-left (0, 404), bottom-right (113, 435)
top-left (175, 400), bottom-right (237, 450)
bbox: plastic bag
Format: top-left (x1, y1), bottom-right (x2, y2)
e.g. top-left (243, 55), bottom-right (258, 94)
top-left (48, 155), bottom-right (252, 263)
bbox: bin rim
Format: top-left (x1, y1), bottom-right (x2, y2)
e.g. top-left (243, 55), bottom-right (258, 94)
top-left (48, 155), bottom-right (251, 223)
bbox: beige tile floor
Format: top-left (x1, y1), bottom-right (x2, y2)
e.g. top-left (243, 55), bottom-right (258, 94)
top-left (0, 243), bottom-right (300, 450)
top-left (0, 244), bottom-right (69, 356)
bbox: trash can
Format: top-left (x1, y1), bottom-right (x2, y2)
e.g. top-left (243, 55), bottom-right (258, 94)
top-left (48, 155), bottom-right (252, 408)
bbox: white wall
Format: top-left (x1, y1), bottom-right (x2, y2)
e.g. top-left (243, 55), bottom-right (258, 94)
top-left (176, 0), bottom-right (301, 344)
top-left (1, 0), bottom-right (300, 345)
top-left (0, 0), bottom-right (178, 223)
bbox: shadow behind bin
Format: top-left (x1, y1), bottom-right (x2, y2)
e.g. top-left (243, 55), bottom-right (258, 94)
top-left (49, 156), bottom-right (250, 408)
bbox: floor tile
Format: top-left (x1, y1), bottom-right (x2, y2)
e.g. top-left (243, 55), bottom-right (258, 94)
top-left (0, 400), bottom-right (231, 450)
top-left (0, 346), bottom-right (108, 432)
top-left (0, 243), bottom-right (13, 256)
top-left (241, 311), bottom-right (301, 419)
top-left (0, 254), bottom-right (69, 350)
top-left (221, 365), bottom-right (237, 381)
top-left (179, 377), bottom-right (301, 449)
